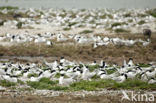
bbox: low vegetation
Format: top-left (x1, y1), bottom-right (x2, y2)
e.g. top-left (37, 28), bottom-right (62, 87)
top-left (87, 65), bottom-right (99, 71)
top-left (0, 6), bottom-right (18, 10)
top-left (111, 22), bottom-right (127, 28)
top-left (27, 78), bottom-right (156, 91)
top-left (123, 13), bottom-right (131, 17)
top-left (0, 80), bottom-right (16, 87)
top-left (16, 22), bottom-right (23, 29)
top-left (27, 73), bottom-right (39, 78)
top-left (147, 8), bottom-right (156, 18)
top-left (79, 30), bottom-right (93, 34)
top-left (63, 27), bottom-right (71, 31)
top-left (27, 78), bottom-right (58, 90)
top-left (138, 20), bottom-right (145, 25)
top-left (68, 22), bottom-right (77, 27)
top-left (137, 63), bottom-right (151, 67)
top-left (114, 29), bottom-right (130, 33)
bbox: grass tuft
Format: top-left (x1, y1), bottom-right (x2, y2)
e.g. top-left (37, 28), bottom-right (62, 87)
top-left (111, 22), bottom-right (127, 28)
top-left (0, 6), bottom-right (18, 10)
top-left (27, 78), bottom-right (58, 90)
top-left (17, 79), bottom-right (25, 85)
top-left (87, 65), bottom-right (99, 71)
top-left (16, 22), bottom-right (23, 29)
top-left (137, 63), bottom-right (151, 67)
top-left (63, 27), bottom-right (71, 31)
top-left (68, 22), bottom-right (77, 27)
top-left (113, 79), bottom-right (156, 90)
top-left (138, 20), bottom-right (145, 25)
top-left (26, 77), bottom-right (156, 91)
top-left (27, 73), bottom-right (38, 78)
top-left (147, 8), bottom-right (156, 18)
top-left (80, 30), bottom-right (93, 34)
top-left (0, 80), bottom-right (16, 87)
top-left (115, 29), bottom-right (130, 33)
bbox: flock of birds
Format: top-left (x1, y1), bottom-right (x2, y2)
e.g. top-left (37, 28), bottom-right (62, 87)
top-left (0, 57), bottom-right (155, 87)
top-left (0, 8), bottom-right (155, 89)
top-left (0, 8), bottom-right (153, 47)
top-left (0, 32), bottom-right (151, 47)
top-left (0, 8), bottom-right (155, 33)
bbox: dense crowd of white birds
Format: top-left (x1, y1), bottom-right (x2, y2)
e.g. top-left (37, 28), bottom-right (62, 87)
top-left (0, 8), bottom-right (155, 33)
top-left (0, 8), bottom-right (154, 47)
top-left (0, 32), bottom-right (151, 47)
top-left (0, 57), bottom-right (155, 87)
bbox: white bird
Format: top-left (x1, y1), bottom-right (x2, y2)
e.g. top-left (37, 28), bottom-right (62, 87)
top-left (140, 72), bottom-right (149, 82)
top-left (123, 59), bottom-right (128, 67)
top-left (145, 70), bottom-right (156, 79)
top-left (103, 37), bottom-right (109, 42)
top-left (128, 58), bottom-right (134, 66)
top-left (100, 73), bottom-right (111, 79)
top-left (143, 41), bottom-right (150, 46)
top-left (46, 40), bottom-right (52, 46)
top-left (44, 60), bottom-right (53, 68)
top-left (112, 73), bottom-right (127, 83)
top-left (82, 66), bottom-right (96, 81)
top-left (0, 68), bottom-right (6, 75)
top-left (126, 71), bottom-right (137, 79)
top-left (90, 61), bottom-right (97, 66)
top-left (93, 42), bottom-right (98, 48)
top-left (60, 57), bottom-right (65, 63)
top-left (2, 74), bottom-right (17, 83)
top-left (59, 74), bottom-right (75, 86)
top-left (30, 76), bottom-right (40, 82)
top-left (148, 78), bottom-right (156, 84)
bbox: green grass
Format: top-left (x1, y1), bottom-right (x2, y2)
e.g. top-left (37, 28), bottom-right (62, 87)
top-left (50, 86), bottom-right (69, 91)
top-left (69, 79), bottom-right (116, 91)
top-left (111, 22), bottom-right (127, 28)
top-left (39, 77), bottom-right (58, 85)
top-left (68, 22), bottom-right (77, 27)
top-left (114, 29), bottom-right (130, 33)
top-left (27, 77), bottom-right (156, 91)
top-left (79, 30), bottom-right (93, 34)
top-left (17, 79), bottom-right (25, 85)
top-left (138, 20), bottom-right (146, 25)
top-left (128, 19), bottom-right (133, 23)
top-left (70, 79), bottom-right (156, 91)
top-left (0, 80), bottom-right (16, 87)
top-left (106, 69), bottom-right (117, 74)
top-left (137, 13), bottom-right (147, 17)
top-left (63, 27), bottom-right (71, 31)
top-left (27, 77), bottom-right (58, 90)
top-left (19, 87), bottom-right (33, 91)
top-left (16, 22), bottom-right (23, 29)
top-left (137, 63), bottom-right (151, 67)
top-left (27, 73), bottom-right (38, 78)
top-left (147, 9), bottom-right (156, 18)
top-left (87, 65), bottom-right (99, 71)
top-left (0, 6), bottom-right (18, 10)
top-left (55, 73), bottom-right (61, 78)
top-left (100, 14), bottom-right (107, 19)
top-left (70, 80), bottom-right (98, 91)
top-left (123, 13), bottom-right (131, 17)
top-left (112, 79), bottom-right (156, 90)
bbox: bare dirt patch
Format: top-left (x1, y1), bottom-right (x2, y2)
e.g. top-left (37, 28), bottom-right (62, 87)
top-left (0, 92), bottom-right (155, 103)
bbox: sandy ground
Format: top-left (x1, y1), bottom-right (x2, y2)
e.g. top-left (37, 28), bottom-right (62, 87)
top-left (0, 90), bottom-right (156, 103)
